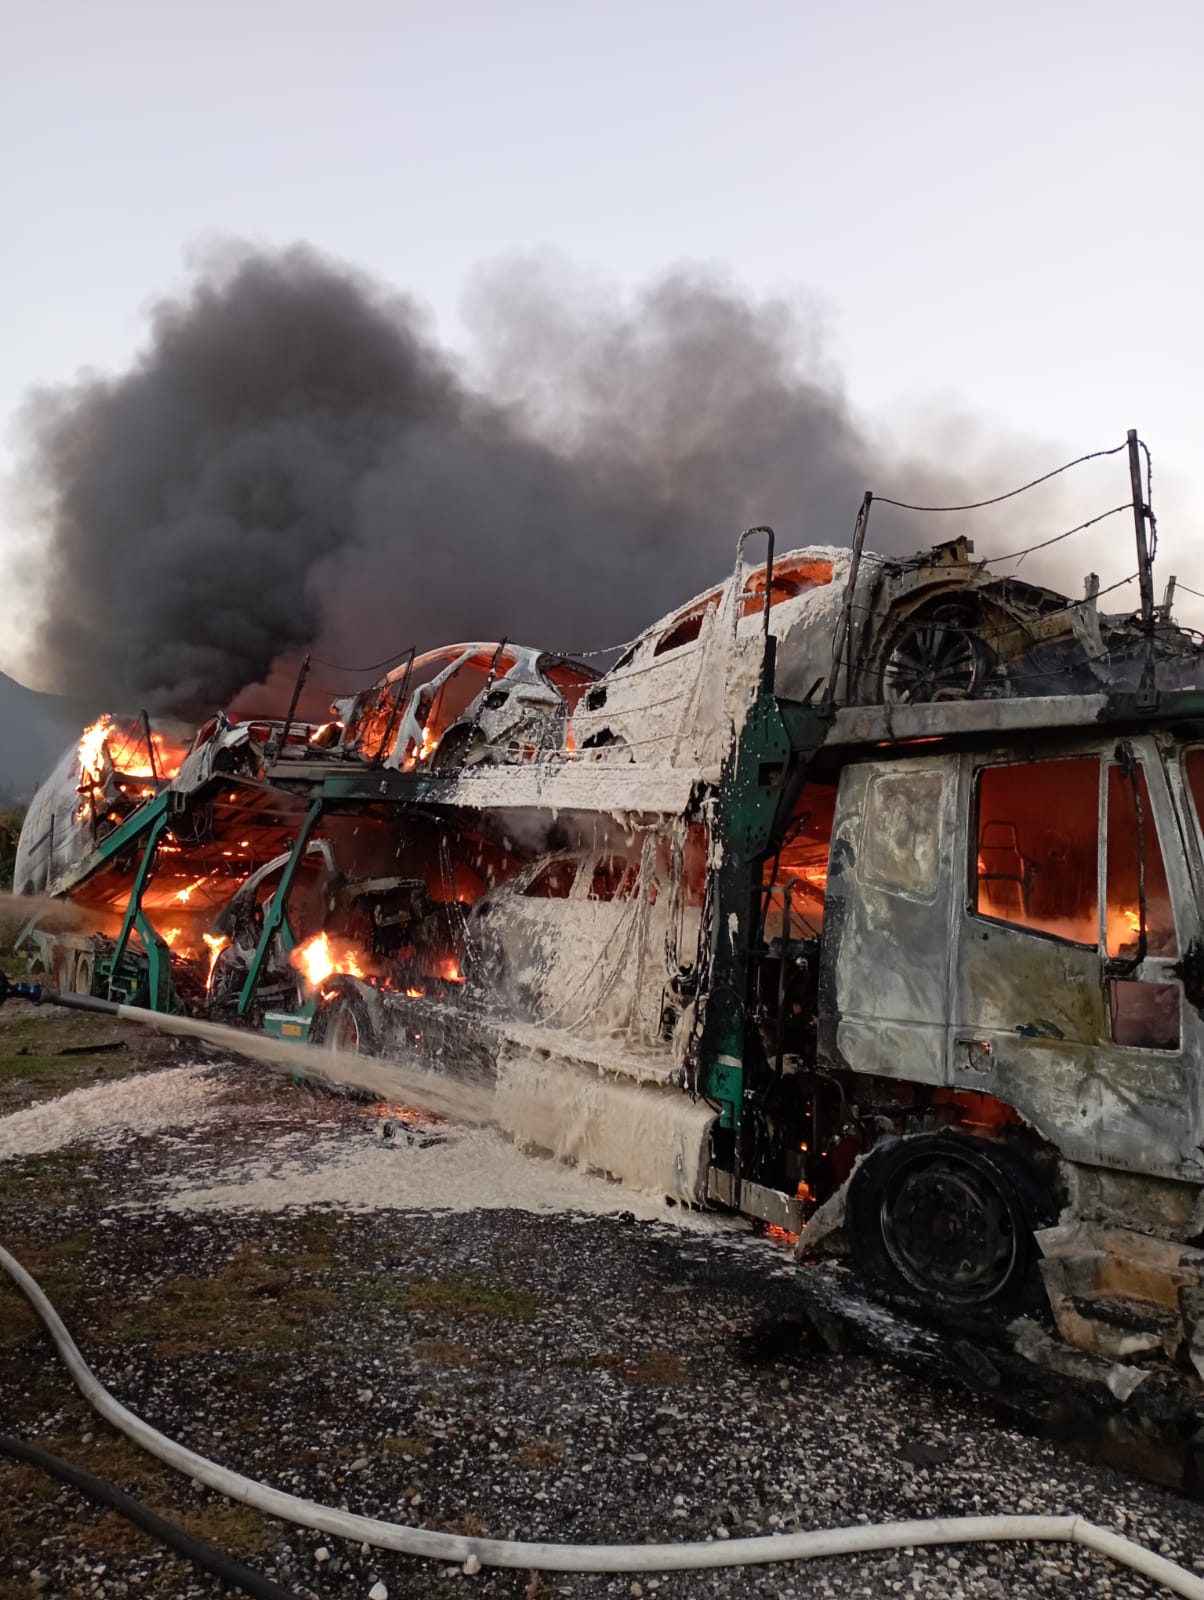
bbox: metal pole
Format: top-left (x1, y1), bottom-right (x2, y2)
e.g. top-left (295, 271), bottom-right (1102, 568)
top-left (377, 647), bottom-right (415, 765)
top-left (139, 710), bottom-right (160, 785)
top-left (826, 492), bottom-right (873, 709)
top-left (1128, 430), bottom-right (1156, 630)
top-left (1127, 430), bottom-right (1157, 702)
top-left (272, 655), bottom-right (310, 767)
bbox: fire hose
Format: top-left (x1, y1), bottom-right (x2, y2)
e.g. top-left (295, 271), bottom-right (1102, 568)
top-left (0, 977), bottom-right (1202, 1592)
top-left (0, 1434), bottom-right (301, 1600)
top-left (4, 1245), bottom-right (1204, 1592)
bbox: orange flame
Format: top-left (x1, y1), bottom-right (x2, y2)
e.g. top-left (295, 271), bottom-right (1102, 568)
top-left (202, 932), bottom-right (230, 994)
top-left (289, 932), bottom-right (365, 989)
top-left (175, 877), bottom-right (208, 905)
top-left (78, 716), bottom-right (113, 786)
top-left (77, 715), bottom-right (185, 789)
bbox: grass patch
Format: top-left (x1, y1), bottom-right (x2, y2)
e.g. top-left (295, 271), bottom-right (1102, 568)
top-left (396, 1275), bottom-right (540, 1322)
top-left (558, 1347), bottom-right (685, 1385)
top-left (0, 1011), bottom-right (163, 1111)
top-left (0, 1580), bottom-right (44, 1600)
top-left (0, 1229), bottom-right (97, 1348)
top-left (626, 1349), bottom-right (685, 1384)
top-left (10, 1428), bottom-right (277, 1564)
top-left (109, 1246), bottom-right (339, 1358)
top-left (409, 1339), bottom-right (478, 1367)
top-left (513, 1437), bottom-right (565, 1469)
top-left (0, 1147), bottom-right (103, 1212)
top-left (179, 1498), bottom-right (277, 1554)
top-left (441, 1512), bottom-right (491, 1538)
top-left (381, 1435), bottom-right (432, 1458)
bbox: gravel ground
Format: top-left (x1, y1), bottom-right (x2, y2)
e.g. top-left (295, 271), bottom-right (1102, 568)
top-left (2, 1041), bottom-right (1204, 1600)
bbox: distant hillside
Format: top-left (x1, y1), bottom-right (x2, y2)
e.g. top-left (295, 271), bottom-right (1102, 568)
top-left (0, 671), bottom-right (96, 805)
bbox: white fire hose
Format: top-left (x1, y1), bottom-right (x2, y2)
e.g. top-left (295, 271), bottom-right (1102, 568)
top-left (2, 1244), bottom-right (1202, 1593)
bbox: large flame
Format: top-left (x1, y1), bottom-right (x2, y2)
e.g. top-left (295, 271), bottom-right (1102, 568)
top-left (289, 931), bottom-right (366, 989)
top-left (78, 716), bottom-right (113, 787)
top-left (77, 715), bottom-right (186, 804)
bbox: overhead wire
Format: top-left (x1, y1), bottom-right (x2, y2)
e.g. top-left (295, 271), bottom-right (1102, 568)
top-left (308, 440), bottom-right (1153, 674)
top-left (989, 504), bottom-right (1133, 565)
top-left (870, 442), bottom-right (1129, 514)
top-left (309, 646), bottom-right (415, 675)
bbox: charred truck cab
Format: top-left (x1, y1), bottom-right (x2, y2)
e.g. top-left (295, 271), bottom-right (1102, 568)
top-left (698, 684), bottom-right (1204, 1374)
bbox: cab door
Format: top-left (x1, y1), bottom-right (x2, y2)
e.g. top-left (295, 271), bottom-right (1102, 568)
top-left (951, 739), bottom-right (1200, 1182)
top-left (820, 755), bottom-right (957, 1089)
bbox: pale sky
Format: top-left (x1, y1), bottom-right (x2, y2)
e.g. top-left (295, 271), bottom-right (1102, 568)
top-left (2, 0), bottom-right (1202, 674)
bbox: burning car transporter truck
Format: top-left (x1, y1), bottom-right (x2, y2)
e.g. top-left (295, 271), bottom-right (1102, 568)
top-left (12, 448), bottom-right (1204, 1393)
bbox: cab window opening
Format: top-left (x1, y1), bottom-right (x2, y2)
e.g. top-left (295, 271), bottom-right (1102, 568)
top-left (762, 784), bottom-right (837, 940)
top-left (1105, 762), bottom-right (1177, 959)
top-left (974, 756), bottom-right (1099, 944)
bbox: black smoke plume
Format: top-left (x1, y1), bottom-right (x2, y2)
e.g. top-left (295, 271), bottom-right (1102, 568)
top-left (17, 244), bottom-right (942, 722)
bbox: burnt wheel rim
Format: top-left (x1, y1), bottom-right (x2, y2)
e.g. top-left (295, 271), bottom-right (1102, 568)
top-left (883, 620), bottom-right (981, 703)
top-left (880, 1155), bottom-right (1018, 1305)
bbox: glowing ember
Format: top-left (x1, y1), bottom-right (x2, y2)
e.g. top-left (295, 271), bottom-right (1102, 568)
top-left (405, 986), bottom-right (424, 998)
top-left (439, 957), bottom-right (463, 983)
top-left (290, 932), bottom-right (366, 989)
top-left (367, 1099), bottom-right (433, 1127)
top-left (202, 932), bottom-right (230, 994)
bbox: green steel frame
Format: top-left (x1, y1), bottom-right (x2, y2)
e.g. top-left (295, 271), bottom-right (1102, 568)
top-left (236, 799), bottom-right (324, 1017)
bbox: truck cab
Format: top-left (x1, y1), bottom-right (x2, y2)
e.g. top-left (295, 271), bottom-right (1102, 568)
top-left (715, 699), bottom-right (1204, 1367)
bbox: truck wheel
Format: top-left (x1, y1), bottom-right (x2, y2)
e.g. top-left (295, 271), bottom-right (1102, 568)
top-left (311, 986), bottom-right (377, 1055)
top-left (846, 1133), bottom-right (1040, 1312)
top-left (52, 948), bottom-right (74, 992)
top-left (73, 952), bottom-right (95, 997)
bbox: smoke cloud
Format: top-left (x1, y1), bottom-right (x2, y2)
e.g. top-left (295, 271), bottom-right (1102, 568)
top-left (16, 243), bottom-right (957, 722)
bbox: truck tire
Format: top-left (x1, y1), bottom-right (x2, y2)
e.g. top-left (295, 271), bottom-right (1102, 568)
top-left (73, 952), bottom-right (95, 998)
top-left (846, 1132), bottom-right (1043, 1314)
top-left (311, 984), bottom-right (377, 1056)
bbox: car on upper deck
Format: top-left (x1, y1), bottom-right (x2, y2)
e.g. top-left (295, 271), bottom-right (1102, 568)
top-left (335, 643), bottom-right (598, 771)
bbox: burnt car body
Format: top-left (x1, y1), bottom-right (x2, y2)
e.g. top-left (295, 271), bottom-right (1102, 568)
top-left (571, 537), bottom-right (1204, 768)
top-left (335, 643), bottom-right (598, 771)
